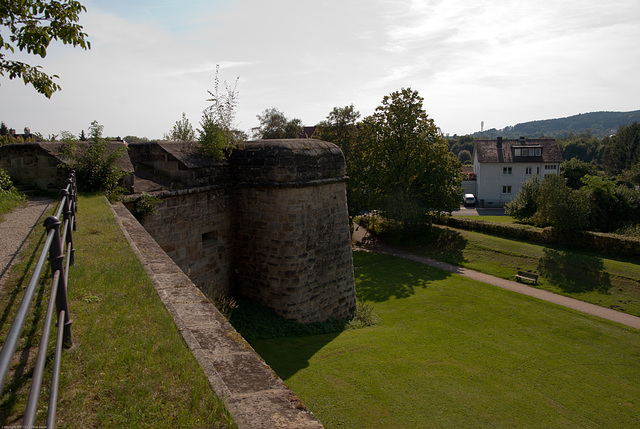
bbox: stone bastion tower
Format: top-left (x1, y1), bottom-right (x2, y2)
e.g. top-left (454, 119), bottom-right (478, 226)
top-left (126, 139), bottom-right (357, 324)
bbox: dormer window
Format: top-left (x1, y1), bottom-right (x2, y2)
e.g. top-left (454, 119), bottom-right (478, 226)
top-left (514, 147), bottom-right (542, 157)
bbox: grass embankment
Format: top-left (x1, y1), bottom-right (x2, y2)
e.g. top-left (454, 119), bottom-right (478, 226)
top-left (0, 194), bottom-right (234, 428)
top-left (365, 217), bottom-right (640, 317)
top-left (0, 190), bottom-right (27, 222)
top-left (250, 251), bottom-right (640, 429)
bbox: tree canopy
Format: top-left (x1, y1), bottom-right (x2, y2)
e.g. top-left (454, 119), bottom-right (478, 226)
top-left (1, 0), bottom-right (91, 97)
top-left (352, 88), bottom-right (462, 224)
top-left (252, 108), bottom-right (303, 139)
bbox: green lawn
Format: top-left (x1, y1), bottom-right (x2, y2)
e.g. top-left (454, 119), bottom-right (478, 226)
top-left (457, 215), bottom-right (515, 224)
top-left (406, 225), bottom-right (640, 317)
top-left (250, 251), bottom-right (640, 428)
top-left (0, 194), bottom-right (234, 428)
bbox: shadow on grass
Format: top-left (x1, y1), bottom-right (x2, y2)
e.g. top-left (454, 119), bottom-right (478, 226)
top-left (538, 248), bottom-right (611, 293)
top-left (230, 300), bottom-right (345, 380)
top-left (355, 260), bottom-right (451, 302)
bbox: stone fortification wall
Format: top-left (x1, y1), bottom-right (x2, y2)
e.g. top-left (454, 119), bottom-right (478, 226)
top-left (0, 143), bottom-right (70, 190)
top-left (0, 141), bottom-right (133, 191)
top-left (127, 140), bottom-right (356, 324)
top-left (137, 186), bottom-right (233, 296)
top-left (231, 141), bottom-right (356, 322)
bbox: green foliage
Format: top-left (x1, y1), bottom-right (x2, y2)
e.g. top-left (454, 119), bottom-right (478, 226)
top-left (0, 0), bottom-right (91, 97)
top-left (164, 112), bottom-right (195, 142)
top-left (198, 65), bottom-right (242, 159)
top-left (603, 122), bottom-right (640, 175)
top-left (252, 107), bottom-right (303, 139)
top-left (131, 191), bottom-right (160, 222)
top-left (561, 157), bottom-right (600, 189)
top-left (505, 176), bottom-right (541, 222)
top-left (314, 105), bottom-right (364, 213)
top-left (0, 169), bottom-right (26, 219)
top-left (534, 174), bottom-right (588, 231)
top-left (557, 130), bottom-right (605, 164)
top-left (457, 149), bottom-right (472, 164)
top-left (0, 167), bottom-right (13, 191)
top-left (353, 88), bottom-right (462, 224)
top-left (314, 104), bottom-right (360, 160)
top-left (60, 121), bottom-right (127, 198)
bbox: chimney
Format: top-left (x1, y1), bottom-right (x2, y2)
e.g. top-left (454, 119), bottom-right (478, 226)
top-left (497, 136), bottom-right (502, 149)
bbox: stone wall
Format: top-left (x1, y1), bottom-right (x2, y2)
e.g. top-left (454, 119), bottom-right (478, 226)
top-left (138, 186), bottom-right (234, 297)
top-left (127, 140), bottom-right (356, 324)
top-left (0, 143), bottom-right (70, 190)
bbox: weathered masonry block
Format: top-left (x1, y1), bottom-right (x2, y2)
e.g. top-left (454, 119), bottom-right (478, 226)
top-left (127, 140), bottom-right (356, 324)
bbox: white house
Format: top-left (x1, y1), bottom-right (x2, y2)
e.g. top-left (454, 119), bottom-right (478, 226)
top-left (473, 137), bottom-right (563, 207)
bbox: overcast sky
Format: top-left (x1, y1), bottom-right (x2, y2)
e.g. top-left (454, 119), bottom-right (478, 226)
top-left (2, 0), bottom-right (639, 139)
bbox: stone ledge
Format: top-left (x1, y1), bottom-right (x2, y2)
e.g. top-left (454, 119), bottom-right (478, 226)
top-left (109, 201), bottom-right (323, 429)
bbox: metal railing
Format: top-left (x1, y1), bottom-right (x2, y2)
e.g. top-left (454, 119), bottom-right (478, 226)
top-left (0, 172), bottom-right (77, 428)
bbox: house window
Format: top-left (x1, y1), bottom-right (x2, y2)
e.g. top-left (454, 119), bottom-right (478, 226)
top-left (502, 185), bottom-right (512, 194)
top-left (525, 167), bottom-right (532, 175)
top-left (503, 167), bottom-right (512, 175)
top-left (514, 148), bottom-right (521, 156)
top-left (535, 148), bottom-right (542, 156)
top-left (545, 164), bottom-right (557, 170)
top-left (537, 167), bottom-right (540, 174)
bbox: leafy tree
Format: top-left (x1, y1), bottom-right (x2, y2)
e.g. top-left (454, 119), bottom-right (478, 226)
top-left (560, 158), bottom-right (600, 189)
top-left (252, 108), bottom-right (303, 139)
top-left (198, 65), bottom-right (243, 159)
top-left (60, 121), bottom-right (127, 197)
top-left (579, 175), bottom-right (616, 232)
top-left (458, 149), bottom-right (472, 165)
top-left (505, 176), bottom-right (541, 222)
top-left (603, 122), bottom-right (640, 175)
top-left (354, 88), bottom-right (462, 224)
top-left (314, 104), bottom-right (360, 161)
top-left (164, 112), bottom-right (195, 142)
top-left (123, 135), bottom-right (149, 143)
top-left (533, 174), bottom-right (587, 231)
top-left (557, 131), bottom-right (604, 164)
top-left (1, 0), bottom-right (90, 97)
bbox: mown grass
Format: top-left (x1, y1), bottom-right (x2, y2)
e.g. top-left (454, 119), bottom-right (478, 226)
top-left (457, 215), bottom-right (515, 224)
top-left (365, 217), bottom-right (640, 317)
top-left (250, 251), bottom-right (640, 429)
top-left (0, 194), bottom-right (235, 428)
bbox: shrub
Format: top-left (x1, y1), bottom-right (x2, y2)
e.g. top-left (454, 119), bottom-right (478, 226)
top-left (60, 122), bottom-right (128, 199)
top-left (131, 191), bottom-right (160, 222)
top-left (0, 168), bottom-right (14, 191)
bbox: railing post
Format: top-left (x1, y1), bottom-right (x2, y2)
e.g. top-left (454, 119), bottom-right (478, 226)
top-left (60, 188), bottom-right (75, 266)
top-left (44, 216), bottom-right (73, 348)
top-left (67, 172), bottom-right (78, 231)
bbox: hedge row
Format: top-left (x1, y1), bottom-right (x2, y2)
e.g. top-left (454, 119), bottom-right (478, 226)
top-left (436, 216), bottom-right (640, 259)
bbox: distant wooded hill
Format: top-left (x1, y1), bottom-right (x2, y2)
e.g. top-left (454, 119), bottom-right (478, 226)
top-left (470, 110), bottom-right (640, 139)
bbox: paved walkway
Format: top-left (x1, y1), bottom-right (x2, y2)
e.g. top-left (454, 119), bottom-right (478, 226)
top-left (352, 224), bottom-right (640, 330)
top-left (0, 198), bottom-right (55, 291)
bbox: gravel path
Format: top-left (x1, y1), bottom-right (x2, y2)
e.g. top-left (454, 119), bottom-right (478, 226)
top-left (353, 224), bottom-right (640, 330)
top-left (0, 198), bottom-right (55, 291)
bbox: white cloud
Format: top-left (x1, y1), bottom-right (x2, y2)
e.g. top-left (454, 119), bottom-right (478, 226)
top-left (2, 0), bottom-right (639, 139)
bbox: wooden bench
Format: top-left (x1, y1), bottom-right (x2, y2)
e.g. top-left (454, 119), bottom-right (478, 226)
top-left (515, 270), bottom-right (538, 284)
